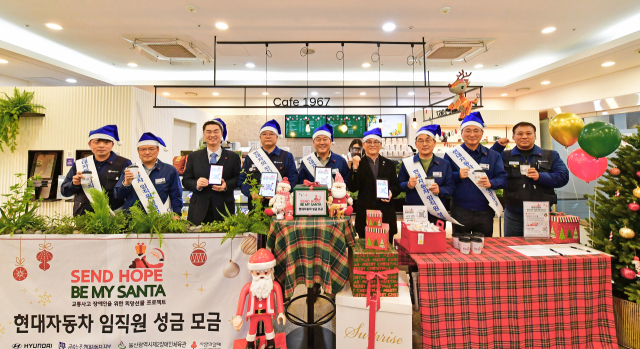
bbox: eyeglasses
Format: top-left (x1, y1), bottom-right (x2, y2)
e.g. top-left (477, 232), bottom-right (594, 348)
top-left (138, 147), bottom-right (158, 153)
top-left (364, 141), bottom-right (381, 146)
top-left (261, 132), bottom-right (277, 138)
top-left (462, 129), bottom-right (483, 135)
top-left (416, 139), bottom-right (434, 145)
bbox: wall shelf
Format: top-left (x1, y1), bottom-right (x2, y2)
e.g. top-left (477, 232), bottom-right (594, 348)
top-left (19, 112), bottom-right (45, 118)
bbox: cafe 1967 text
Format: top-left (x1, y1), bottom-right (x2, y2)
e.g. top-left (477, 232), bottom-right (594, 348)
top-left (273, 97), bottom-right (330, 107)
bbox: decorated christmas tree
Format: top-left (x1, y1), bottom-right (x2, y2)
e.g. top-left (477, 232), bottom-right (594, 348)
top-left (587, 125), bottom-right (640, 303)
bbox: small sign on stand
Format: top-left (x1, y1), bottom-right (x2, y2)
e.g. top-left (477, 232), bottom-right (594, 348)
top-left (523, 201), bottom-right (550, 240)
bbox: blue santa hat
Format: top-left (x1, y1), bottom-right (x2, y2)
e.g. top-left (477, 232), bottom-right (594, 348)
top-left (313, 124), bottom-right (333, 141)
top-left (260, 119), bottom-right (282, 137)
top-left (460, 111), bottom-right (485, 130)
top-left (138, 132), bottom-right (169, 152)
top-left (88, 125), bottom-right (121, 145)
top-left (362, 127), bottom-right (383, 143)
top-left (416, 124), bottom-right (441, 140)
top-left (210, 118), bottom-right (227, 141)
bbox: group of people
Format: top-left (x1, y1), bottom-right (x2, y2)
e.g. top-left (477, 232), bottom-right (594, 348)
top-left (61, 111), bottom-right (569, 240)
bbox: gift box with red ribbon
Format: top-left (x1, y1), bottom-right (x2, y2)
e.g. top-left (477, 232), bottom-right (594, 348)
top-left (349, 238), bottom-right (398, 297)
top-left (135, 243), bottom-right (146, 255)
top-left (365, 223), bottom-right (389, 251)
top-left (550, 212), bottom-right (580, 244)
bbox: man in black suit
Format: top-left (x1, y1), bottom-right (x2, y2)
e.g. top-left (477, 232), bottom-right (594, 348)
top-left (182, 119), bottom-right (241, 225)
top-left (347, 128), bottom-right (401, 242)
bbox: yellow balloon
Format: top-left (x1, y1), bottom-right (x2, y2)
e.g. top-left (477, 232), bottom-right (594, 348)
top-left (548, 112), bottom-right (584, 147)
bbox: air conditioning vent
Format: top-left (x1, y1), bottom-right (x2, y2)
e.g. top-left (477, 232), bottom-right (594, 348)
top-left (147, 44), bottom-right (196, 58)
top-left (427, 46), bottom-right (474, 60)
top-left (123, 35), bottom-right (213, 63)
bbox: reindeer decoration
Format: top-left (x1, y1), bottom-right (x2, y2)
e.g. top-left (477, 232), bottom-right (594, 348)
top-left (447, 70), bottom-right (479, 121)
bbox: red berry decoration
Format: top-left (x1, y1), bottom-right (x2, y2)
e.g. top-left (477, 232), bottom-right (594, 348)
top-left (621, 267), bottom-right (637, 280)
top-left (610, 167), bottom-right (621, 176)
top-left (13, 266), bottom-right (28, 281)
top-left (630, 203), bottom-right (640, 211)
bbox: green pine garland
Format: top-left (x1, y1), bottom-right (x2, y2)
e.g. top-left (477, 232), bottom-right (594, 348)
top-left (587, 124), bottom-right (640, 303)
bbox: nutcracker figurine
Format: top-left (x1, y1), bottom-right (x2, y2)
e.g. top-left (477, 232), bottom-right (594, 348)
top-left (233, 249), bottom-right (286, 349)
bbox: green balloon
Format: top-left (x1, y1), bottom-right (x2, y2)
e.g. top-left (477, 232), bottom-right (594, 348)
top-left (577, 121), bottom-right (622, 158)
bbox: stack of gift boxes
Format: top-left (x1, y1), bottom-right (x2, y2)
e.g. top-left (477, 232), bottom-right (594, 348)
top-left (343, 210), bottom-right (408, 349)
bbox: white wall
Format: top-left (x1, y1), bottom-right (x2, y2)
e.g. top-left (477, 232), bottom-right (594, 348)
top-left (514, 65), bottom-right (640, 111)
top-left (0, 74), bottom-right (41, 87)
top-left (173, 119), bottom-right (195, 157)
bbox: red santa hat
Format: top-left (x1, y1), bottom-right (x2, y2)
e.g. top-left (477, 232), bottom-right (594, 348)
top-left (334, 172), bottom-right (344, 184)
top-left (247, 248), bottom-right (276, 271)
top-left (278, 177), bottom-right (291, 190)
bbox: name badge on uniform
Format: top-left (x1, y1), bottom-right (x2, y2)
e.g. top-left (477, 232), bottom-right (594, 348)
top-left (433, 172), bottom-right (442, 178)
top-left (509, 161), bottom-right (520, 166)
top-left (538, 160), bottom-right (548, 163)
top-left (155, 178), bottom-right (166, 185)
top-left (331, 168), bottom-right (339, 174)
top-left (480, 163), bottom-right (490, 170)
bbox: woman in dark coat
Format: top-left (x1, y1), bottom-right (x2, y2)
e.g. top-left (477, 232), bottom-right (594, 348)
top-left (347, 128), bottom-right (401, 242)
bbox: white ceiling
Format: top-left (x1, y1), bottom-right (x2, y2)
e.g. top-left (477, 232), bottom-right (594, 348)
top-left (1, 0), bottom-right (640, 98)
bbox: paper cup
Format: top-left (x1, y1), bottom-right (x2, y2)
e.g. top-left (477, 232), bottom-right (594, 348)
top-left (127, 165), bottom-right (139, 178)
top-left (520, 164), bottom-right (530, 175)
top-left (425, 176), bottom-right (435, 187)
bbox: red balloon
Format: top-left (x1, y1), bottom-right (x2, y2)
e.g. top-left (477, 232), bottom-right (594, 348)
top-left (567, 148), bottom-right (608, 182)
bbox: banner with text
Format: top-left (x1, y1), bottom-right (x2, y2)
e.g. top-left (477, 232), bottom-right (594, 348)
top-left (0, 233), bottom-right (256, 349)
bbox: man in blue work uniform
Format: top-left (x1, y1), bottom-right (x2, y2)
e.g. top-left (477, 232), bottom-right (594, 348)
top-left (444, 112), bottom-right (508, 237)
top-left (238, 119), bottom-right (298, 212)
top-left (60, 125), bottom-right (132, 216)
top-left (398, 124), bottom-right (455, 226)
top-left (491, 122), bottom-right (569, 236)
top-left (114, 132), bottom-right (183, 216)
top-left (297, 124), bottom-right (350, 186)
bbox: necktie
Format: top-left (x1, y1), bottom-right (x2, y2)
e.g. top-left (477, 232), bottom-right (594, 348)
top-left (210, 153), bottom-right (217, 164)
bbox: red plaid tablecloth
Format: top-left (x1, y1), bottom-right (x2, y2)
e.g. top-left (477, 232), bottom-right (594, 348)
top-left (400, 237), bottom-right (617, 349)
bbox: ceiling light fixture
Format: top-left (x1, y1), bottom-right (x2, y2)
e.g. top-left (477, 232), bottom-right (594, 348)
top-left (516, 87), bottom-right (531, 92)
top-left (127, 62), bottom-right (138, 67)
top-left (185, 92), bottom-right (198, 96)
top-left (602, 61), bottom-right (615, 67)
top-left (541, 27), bottom-right (556, 34)
top-left (340, 121), bottom-right (348, 133)
top-left (412, 117), bottom-right (417, 129)
top-left (246, 63), bottom-right (255, 68)
top-left (408, 92), bottom-right (415, 96)
top-left (362, 63), bottom-right (371, 68)
top-left (501, 93), bottom-right (508, 96)
top-left (215, 22), bottom-right (229, 30)
top-left (0, 59), bottom-right (8, 64)
top-left (605, 97), bottom-right (619, 109)
top-left (212, 92), bottom-right (219, 96)
top-left (45, 23), bottom-right (63, 30)
top-left (382, 23), bottom-right (396, 32)
top-left (360, 92), bottom-right (366, 96)
top-left (553, 107), bottom-right (562, 114)
top-left (66, 78), bottom-right (77, 83)
top-left (262, 92), bottom-right (269, 96)
top-left (430, 92), bottom-right (441, 96)
top-left (311, 91), bottom-right (318, 96)
top-left (474, 64), bottom-right (484, 68)
top-left (305, 120), bottom-right (311, 133)
top-left (162, 92), bottom-right (170, 96)
top-left (541, 81), bottom-right (550, 85)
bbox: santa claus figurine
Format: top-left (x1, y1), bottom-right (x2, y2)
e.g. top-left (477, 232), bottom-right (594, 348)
top-left (265, 177), bottom-right (293, 220)
top-left (233, 249), bottom-right (286, 349)
top-left (327, 172), bottom-right (353, 218)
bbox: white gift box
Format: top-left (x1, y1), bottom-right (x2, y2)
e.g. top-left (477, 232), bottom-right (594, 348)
top-left (336, 272), bottom-right (412, 349)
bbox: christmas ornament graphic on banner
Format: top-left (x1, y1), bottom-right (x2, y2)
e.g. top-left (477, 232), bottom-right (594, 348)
top-left (36, 236), bottom-right (53, 271)
top-left (190, 236), bottom-right (207, 266)
top-left (13, 237), bottom-right (27, 281)
top-left (223, 238), bottom-right (240, 278)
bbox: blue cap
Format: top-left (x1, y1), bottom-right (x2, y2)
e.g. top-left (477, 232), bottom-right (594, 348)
top-left (460, 111), bottom-right (484, 130)
top-left (260, 119), bottom-right (281, 137)
top-left (138, 132), bottom-right (168, 152)
top-left (416, 125), bottom-right (441, 140)
top-left (211, 118), bottom-right (227, 141)
top-left (88, 125), bottom-right (121, 145)
top-left (313, 124), bottom-right (333, 141)
top-left (363, 128), bottom-right (383, 142)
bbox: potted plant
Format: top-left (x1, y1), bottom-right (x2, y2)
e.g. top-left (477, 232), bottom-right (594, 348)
top-left (0, 88), bottom-right (46, 152)
top-left (0, 173), bottom-right (47, 236)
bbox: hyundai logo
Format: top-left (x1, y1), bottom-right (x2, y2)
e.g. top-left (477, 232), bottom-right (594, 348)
top-left (12, 344), bottom-right (22, 349)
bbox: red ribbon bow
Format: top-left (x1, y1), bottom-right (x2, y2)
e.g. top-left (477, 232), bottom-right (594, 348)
top-left (353, 268), bottom-right (398, 349)
top-left (303, 179), bottom-right (320, 189)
